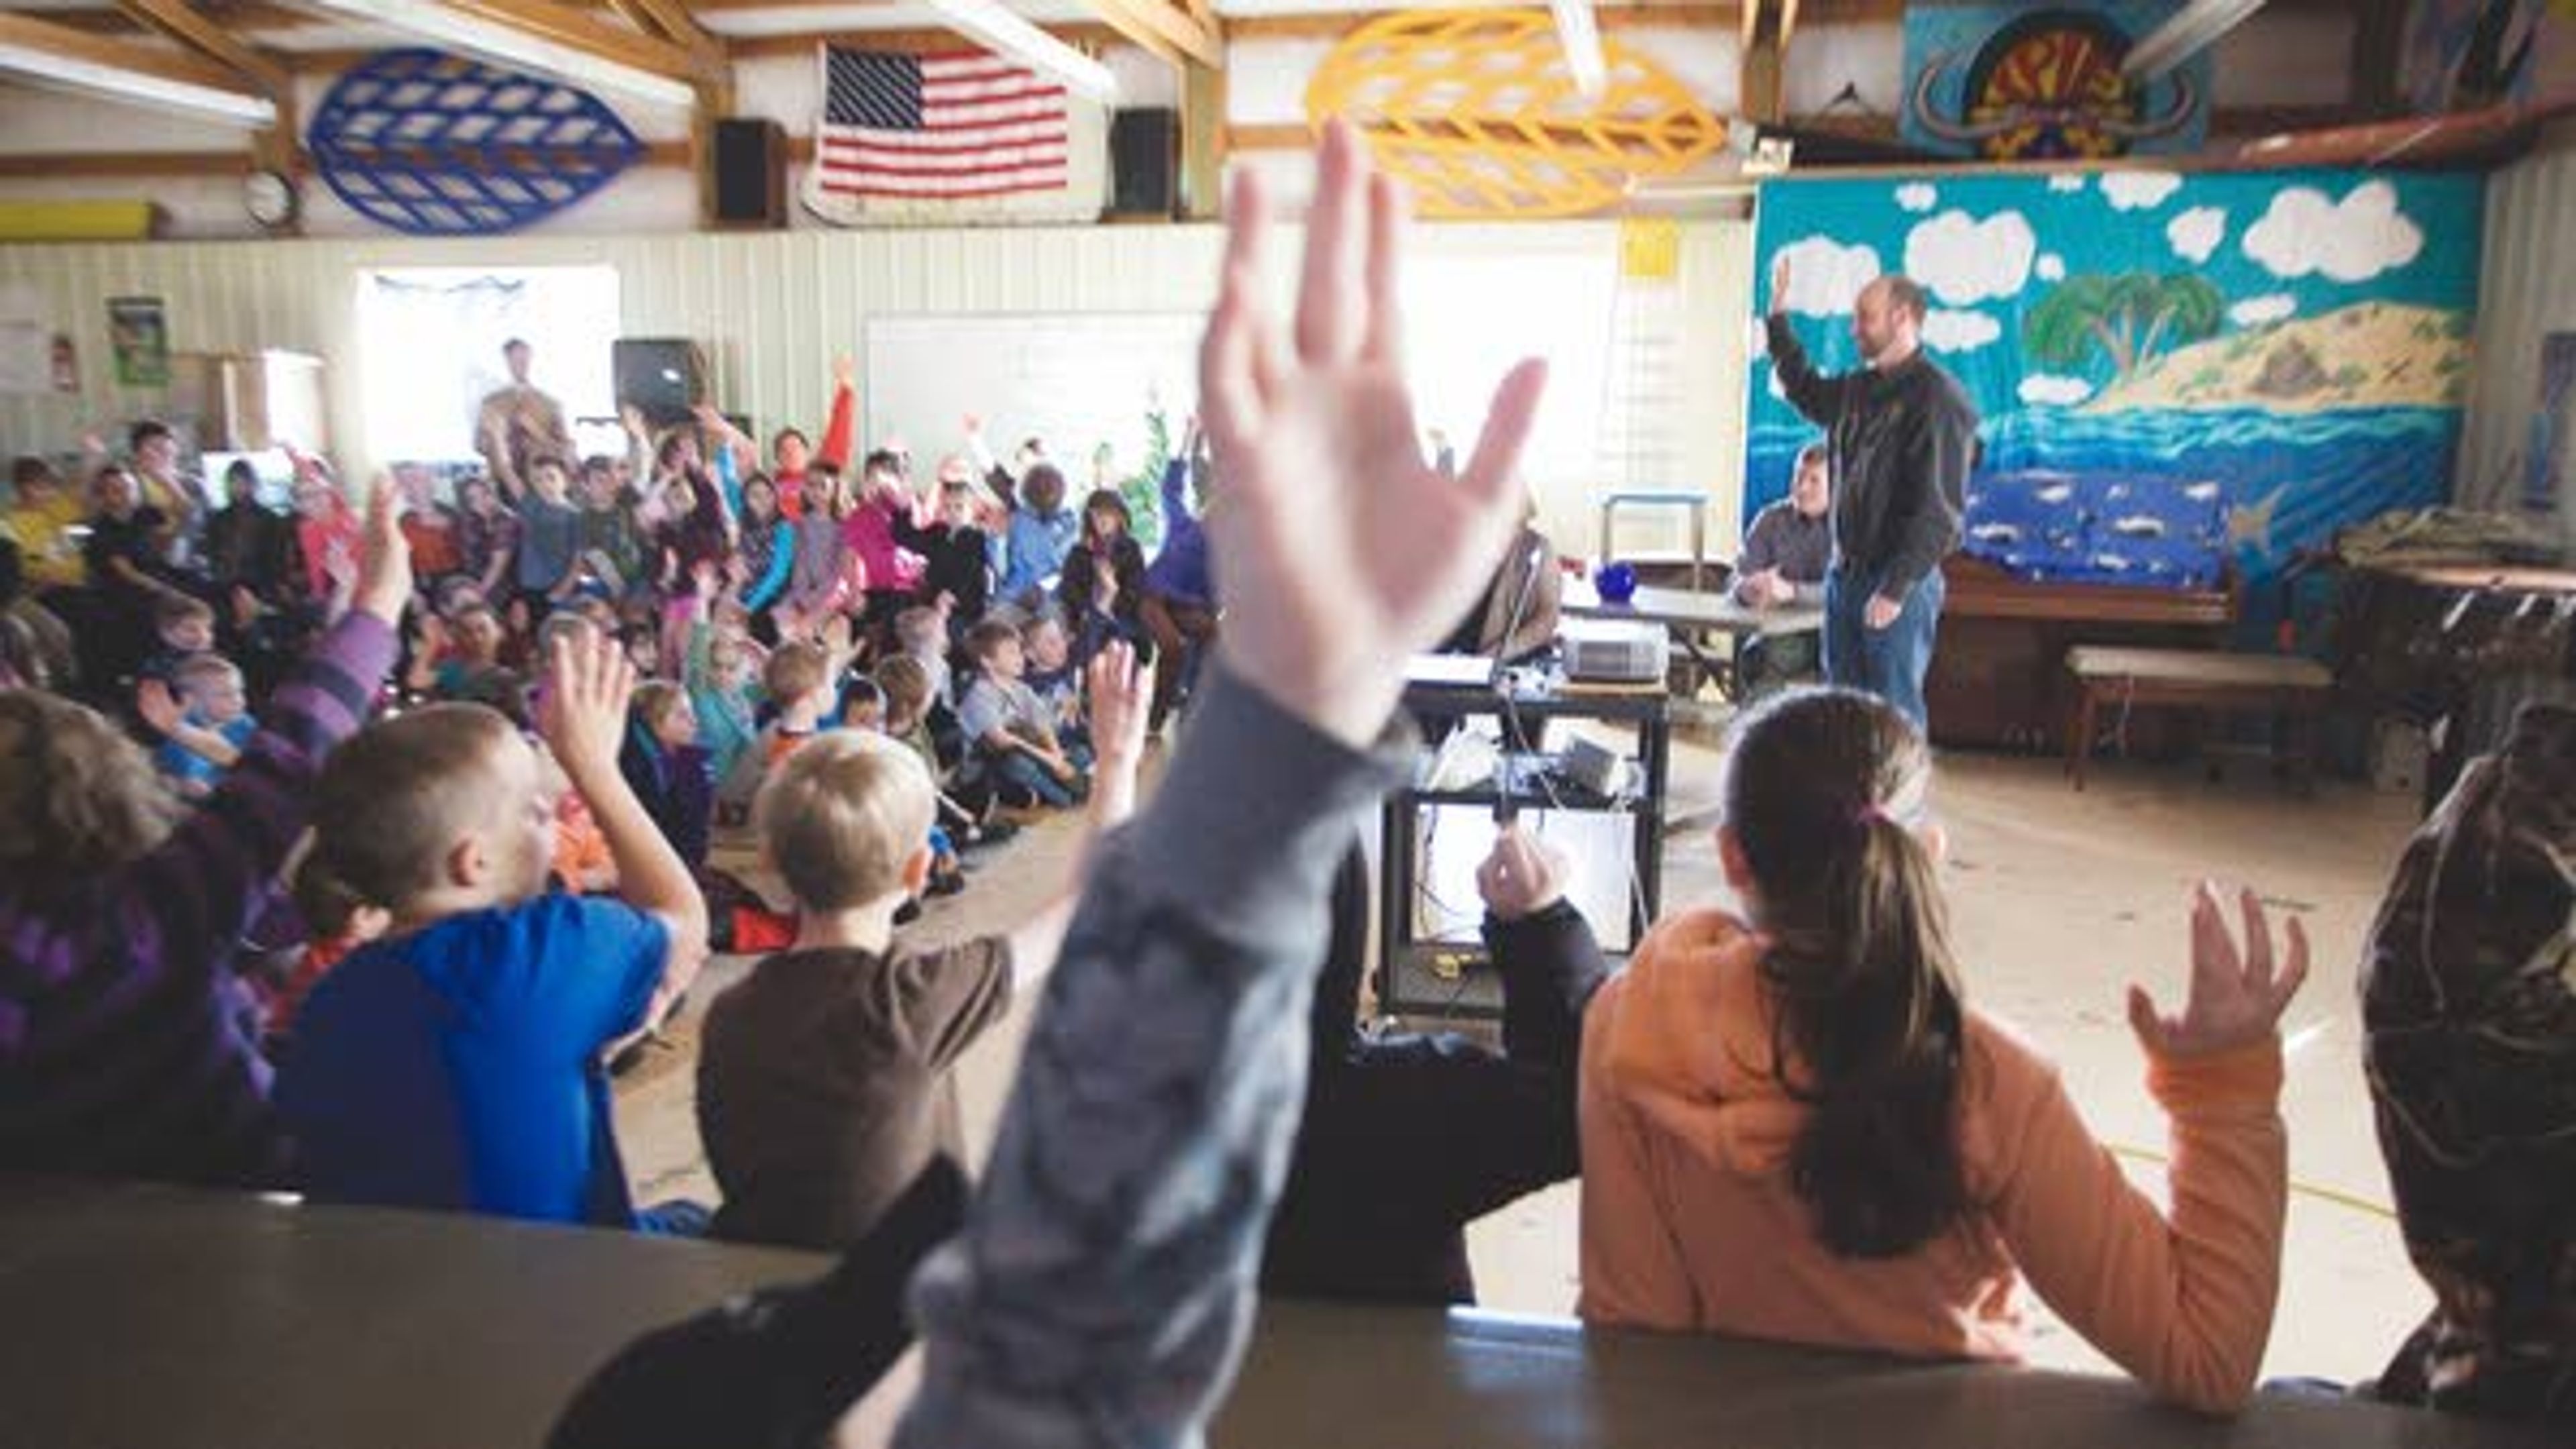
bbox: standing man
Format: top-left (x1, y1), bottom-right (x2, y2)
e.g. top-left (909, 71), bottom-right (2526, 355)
top-left (1764, 258), bottom-right (1977, 729)
top-left (478, 337), bottom-right (574, 502)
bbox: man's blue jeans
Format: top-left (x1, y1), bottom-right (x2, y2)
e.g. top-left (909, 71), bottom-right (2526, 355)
top-left (1822, 565), bottom-right (1945, 732)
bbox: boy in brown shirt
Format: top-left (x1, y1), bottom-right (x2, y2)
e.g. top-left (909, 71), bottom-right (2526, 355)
top-left (696, 643), bottom-right (1148, 1250)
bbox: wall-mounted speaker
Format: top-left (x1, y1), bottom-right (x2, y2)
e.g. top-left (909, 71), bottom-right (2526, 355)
top-left (612, 338), bottom-right (707, 427)
top-left (1109, 107), bottom-right (1178, 219)
top-left (708, 118), bottom-right (786, 229)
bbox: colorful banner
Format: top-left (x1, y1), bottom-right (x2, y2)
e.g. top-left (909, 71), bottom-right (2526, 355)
top-left (1901, 1), bottom-right (2211, 160)
top-left (1749, 168), bottom-right (2485, 618)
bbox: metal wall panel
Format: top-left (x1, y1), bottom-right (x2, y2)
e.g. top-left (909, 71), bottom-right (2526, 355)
top-left (1, 221), bottom-right (1754, 543)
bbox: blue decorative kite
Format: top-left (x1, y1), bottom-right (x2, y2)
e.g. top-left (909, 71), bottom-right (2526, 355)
top-left (309, 48), bottom-right (644, 235)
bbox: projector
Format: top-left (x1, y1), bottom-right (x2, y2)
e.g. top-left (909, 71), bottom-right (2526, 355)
top-left (1559, 618), bottom-right (1668, 683)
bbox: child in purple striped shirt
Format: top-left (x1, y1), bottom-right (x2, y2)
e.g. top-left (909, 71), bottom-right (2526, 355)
top-left (0, 482), bottom-right (410, 1189)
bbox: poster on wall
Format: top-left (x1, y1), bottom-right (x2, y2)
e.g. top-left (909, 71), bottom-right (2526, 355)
top-left (1750, 167), bottom-right (2484, 629)
top-left (108, 296), bottom-right (168, 387)
top-left (1901, 1), bottom-right (2212, 160)
top-left (2405, 0), bottom-right (2576, 113)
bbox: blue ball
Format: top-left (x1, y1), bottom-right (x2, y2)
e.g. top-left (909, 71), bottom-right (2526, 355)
top-left (1597, 561), bottom-right (1640, 604)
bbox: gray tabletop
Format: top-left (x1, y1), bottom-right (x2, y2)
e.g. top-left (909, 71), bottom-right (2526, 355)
top-left (0, 1177), bottom-right (2547, 1449)
top-left (1563, 579), bottom-right (1824, 637)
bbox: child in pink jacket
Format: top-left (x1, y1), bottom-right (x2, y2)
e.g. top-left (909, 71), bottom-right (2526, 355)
top-left (1579, 686), bottom-right (2310, 1414)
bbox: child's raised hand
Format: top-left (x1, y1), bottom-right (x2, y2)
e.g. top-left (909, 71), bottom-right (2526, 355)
top-left (352, 476), bottom-right (414, 627)
top-left (1086, 641), bottom-right (1151, 767)
top-left (2127, 883), bottom-right (2310, 1059)
top-left (135, 678), bottom-right (182, 738)
top-left (538, 630), bottom-right (637, 786)
top-left (1476, 822), bottom-right (1568, 920)
top-left (1197, 120), bottom-right (1546, 749)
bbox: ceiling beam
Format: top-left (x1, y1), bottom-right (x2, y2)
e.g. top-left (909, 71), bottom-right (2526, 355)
top-left (115, 0), bottom-right (290, 98)
top-left (604, 0), bottom-right (729, 72)
top-left (1081, 0), bottom-right (1223, 70)
top-left (286, 0), bottom-right (717, 105)
top-left (0, 9), bottom-right (276, 125)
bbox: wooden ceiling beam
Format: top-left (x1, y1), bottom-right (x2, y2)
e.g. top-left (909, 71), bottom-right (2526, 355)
top-left (115, 0), bottom-right (291, 97)
top-left (0, 9), bottom-right (276, 123)
top-left (435, 0), bottom-right (717, 84)
top-left (604, 0), bottom-right (729, 71)
top-left (1080, 0), bottom-right (1223, 70)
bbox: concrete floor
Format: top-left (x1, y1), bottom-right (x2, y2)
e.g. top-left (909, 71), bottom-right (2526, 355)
top-left (614, 724), bottom-right (2433, 1389)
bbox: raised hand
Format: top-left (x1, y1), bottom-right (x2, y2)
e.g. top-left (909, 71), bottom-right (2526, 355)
top-left (135, 677), bottom-right (183, 737)
top-left (1197, 119), bottom-right (1546, 749)
top-left (351, 476), bottom-right (414, 627)
top-left (1476, 822), bottom-right (1569, 920)
top-left (1086, 640), bottom-right (1150, 769)
top-left (2127, 883), bottom-right (2310, 1059)
top-left (537, 629), bottom-right (637, 787)
top-left (833, 356), bottom-right (856, 390)
top-left (1769, 252), bottom-right (1791, 317)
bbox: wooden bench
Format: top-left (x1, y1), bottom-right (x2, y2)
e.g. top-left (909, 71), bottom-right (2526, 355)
top-left (2064, 646), bottom-right (2336, 791)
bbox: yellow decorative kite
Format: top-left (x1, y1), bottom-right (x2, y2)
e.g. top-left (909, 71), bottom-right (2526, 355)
top-left (1305, 9), bottom-right (1728, 219)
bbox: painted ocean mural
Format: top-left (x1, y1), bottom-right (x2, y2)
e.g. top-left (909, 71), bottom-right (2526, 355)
top-left (1748, 168), bottom-right (2485, 620)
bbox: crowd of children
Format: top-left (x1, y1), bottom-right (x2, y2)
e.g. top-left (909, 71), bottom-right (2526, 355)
top-left (1, 124), bottom-right (2569, 1447)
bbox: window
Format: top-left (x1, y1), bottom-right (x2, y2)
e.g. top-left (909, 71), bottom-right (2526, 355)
top-left (356, 266), bottom-right (621, 469)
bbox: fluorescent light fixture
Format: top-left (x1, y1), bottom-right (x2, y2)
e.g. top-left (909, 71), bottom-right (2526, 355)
top-left (2121, 0), bottom-right (2265, 83)
top-left (1550, 0), bottom-right (1606, 100)
top-left (918, 0), bottom-right (1120, 105)
top-left (290, 0), bottom-right (698, 109)
top-left (0, 41), bottom-right (276, 125)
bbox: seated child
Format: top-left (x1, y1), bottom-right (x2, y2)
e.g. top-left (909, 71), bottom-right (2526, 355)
top-left (915, 457), bottom-right (994, 626)
top-left (873, 654), bottom-right (1010, 851)
top-left (957, 617), bottom-right (1087, 810)
top-left (991, 461), bottom-right (1077, 610)
top-left (147, 652), bottom-right (258, 800)
top-left (837, 674), bottom-right (886, 734)
top-left (1578, 687), bottom-right (2308, 1414)
top-left (276, 633), bottom-right (711, 1231)
top-left (620, 680), bottom-right (712, 872)
top-left (695, 642), bottom-right (1150, 1250)
top-left (752, 639), bottom-right (837, 776)
top-left (138, 592), bottom-right (217, 690)
top-left (1019, 610), bottom-right (1083, 751)
top-left (1055, 487), bottom-right (1153, 667)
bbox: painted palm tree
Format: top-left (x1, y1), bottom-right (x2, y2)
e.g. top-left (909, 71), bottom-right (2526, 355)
top-left (2023, 272), bottom-right (2226, 382)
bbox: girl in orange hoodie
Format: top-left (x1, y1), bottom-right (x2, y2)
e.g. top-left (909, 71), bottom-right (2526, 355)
top-left (1578, 687), bottom-right (2309, 1414)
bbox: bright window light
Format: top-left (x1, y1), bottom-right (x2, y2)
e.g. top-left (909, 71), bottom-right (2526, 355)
top-left (356, 265), bottom-right (622, 470)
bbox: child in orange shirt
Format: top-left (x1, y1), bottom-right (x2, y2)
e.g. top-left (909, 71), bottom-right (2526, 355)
top-left (1577, 687), bottom-right (2310, 1415)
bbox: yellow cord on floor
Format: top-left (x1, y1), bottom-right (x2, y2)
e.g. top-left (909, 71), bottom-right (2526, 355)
top-left (2106, 1142), bottom-right (2398, 1222)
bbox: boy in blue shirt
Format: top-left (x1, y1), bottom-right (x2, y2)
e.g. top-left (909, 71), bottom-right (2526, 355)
top-left (147, 652), bottom-right (257, 800)
top-left (276, 631), bottom-right (709, 1230)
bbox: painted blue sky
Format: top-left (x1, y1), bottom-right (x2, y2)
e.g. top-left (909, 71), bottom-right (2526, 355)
top-left (1749, 166), bottom-right (2487, 430)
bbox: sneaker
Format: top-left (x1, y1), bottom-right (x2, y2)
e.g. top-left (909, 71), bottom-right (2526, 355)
top-left (894, 899), bottom-right (923, 926)
top-left (927, 870), bottom-right (967, 898)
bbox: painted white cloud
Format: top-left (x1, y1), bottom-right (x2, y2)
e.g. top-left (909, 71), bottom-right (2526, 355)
top-left (2167, 207), bottom-right (2227, 264)
top-left (1773, 235), bottom-right (1882, 317)
top-left (1896, 182), bottom-right (1937, 213)
top-left (1922, 309), bottom-right (2002, 353)
top-left (2036, 254), bottom-right (2067, 282)
top-left (2100, 170), bottom-right (2184, 211)
top-left (2241, 180), bottom-right (2424, 282)
top-left (2047, 174), bottom-right (2086, 193)
top-left (2229, 293), bottom-right (2298, 327)
top-left (2019, 374), bottom-right (2095, 407)
top-left (1902, 209), bottom-right (2037, 307)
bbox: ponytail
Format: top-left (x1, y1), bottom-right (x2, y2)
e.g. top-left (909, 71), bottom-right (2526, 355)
top-left (1727, 688), bottom-right (1970, 1259)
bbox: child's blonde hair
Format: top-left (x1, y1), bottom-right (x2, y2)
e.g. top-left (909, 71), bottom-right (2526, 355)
top-left (172, 652), bottom-right (241, 700)
top-left (300, 704), bottom-right (523, 916)
top-left (0, 691), bottom-right (182, 892)
top-left (763, 641), bottom-right (830, 707)
top-left (632, 679), bottom-right (686, 732)
top-left (754, 731), bottom-right (935, 912)
top-left (872, 654), bottom-right (932, 729)
top-left (894, 606), bottom-right (943, 652)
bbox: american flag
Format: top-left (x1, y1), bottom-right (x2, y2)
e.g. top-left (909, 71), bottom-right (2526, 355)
top-left (816, 47), bottom-right (1071, 201)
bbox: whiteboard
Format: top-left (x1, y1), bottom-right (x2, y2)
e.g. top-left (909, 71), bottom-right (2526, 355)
top-left (862, 313), bottom-right (1203, 487)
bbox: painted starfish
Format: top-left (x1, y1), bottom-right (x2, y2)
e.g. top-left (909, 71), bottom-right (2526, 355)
top-left (2226, 485), bottom-right (2290, 557)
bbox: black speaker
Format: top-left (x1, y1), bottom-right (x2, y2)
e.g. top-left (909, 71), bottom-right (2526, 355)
top-left (708, 117), bottom-right (784, 229)
top-left (1109, 107), bottom-right (1177, 217)
top-left (612, 339), bottom-right (707, 427)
